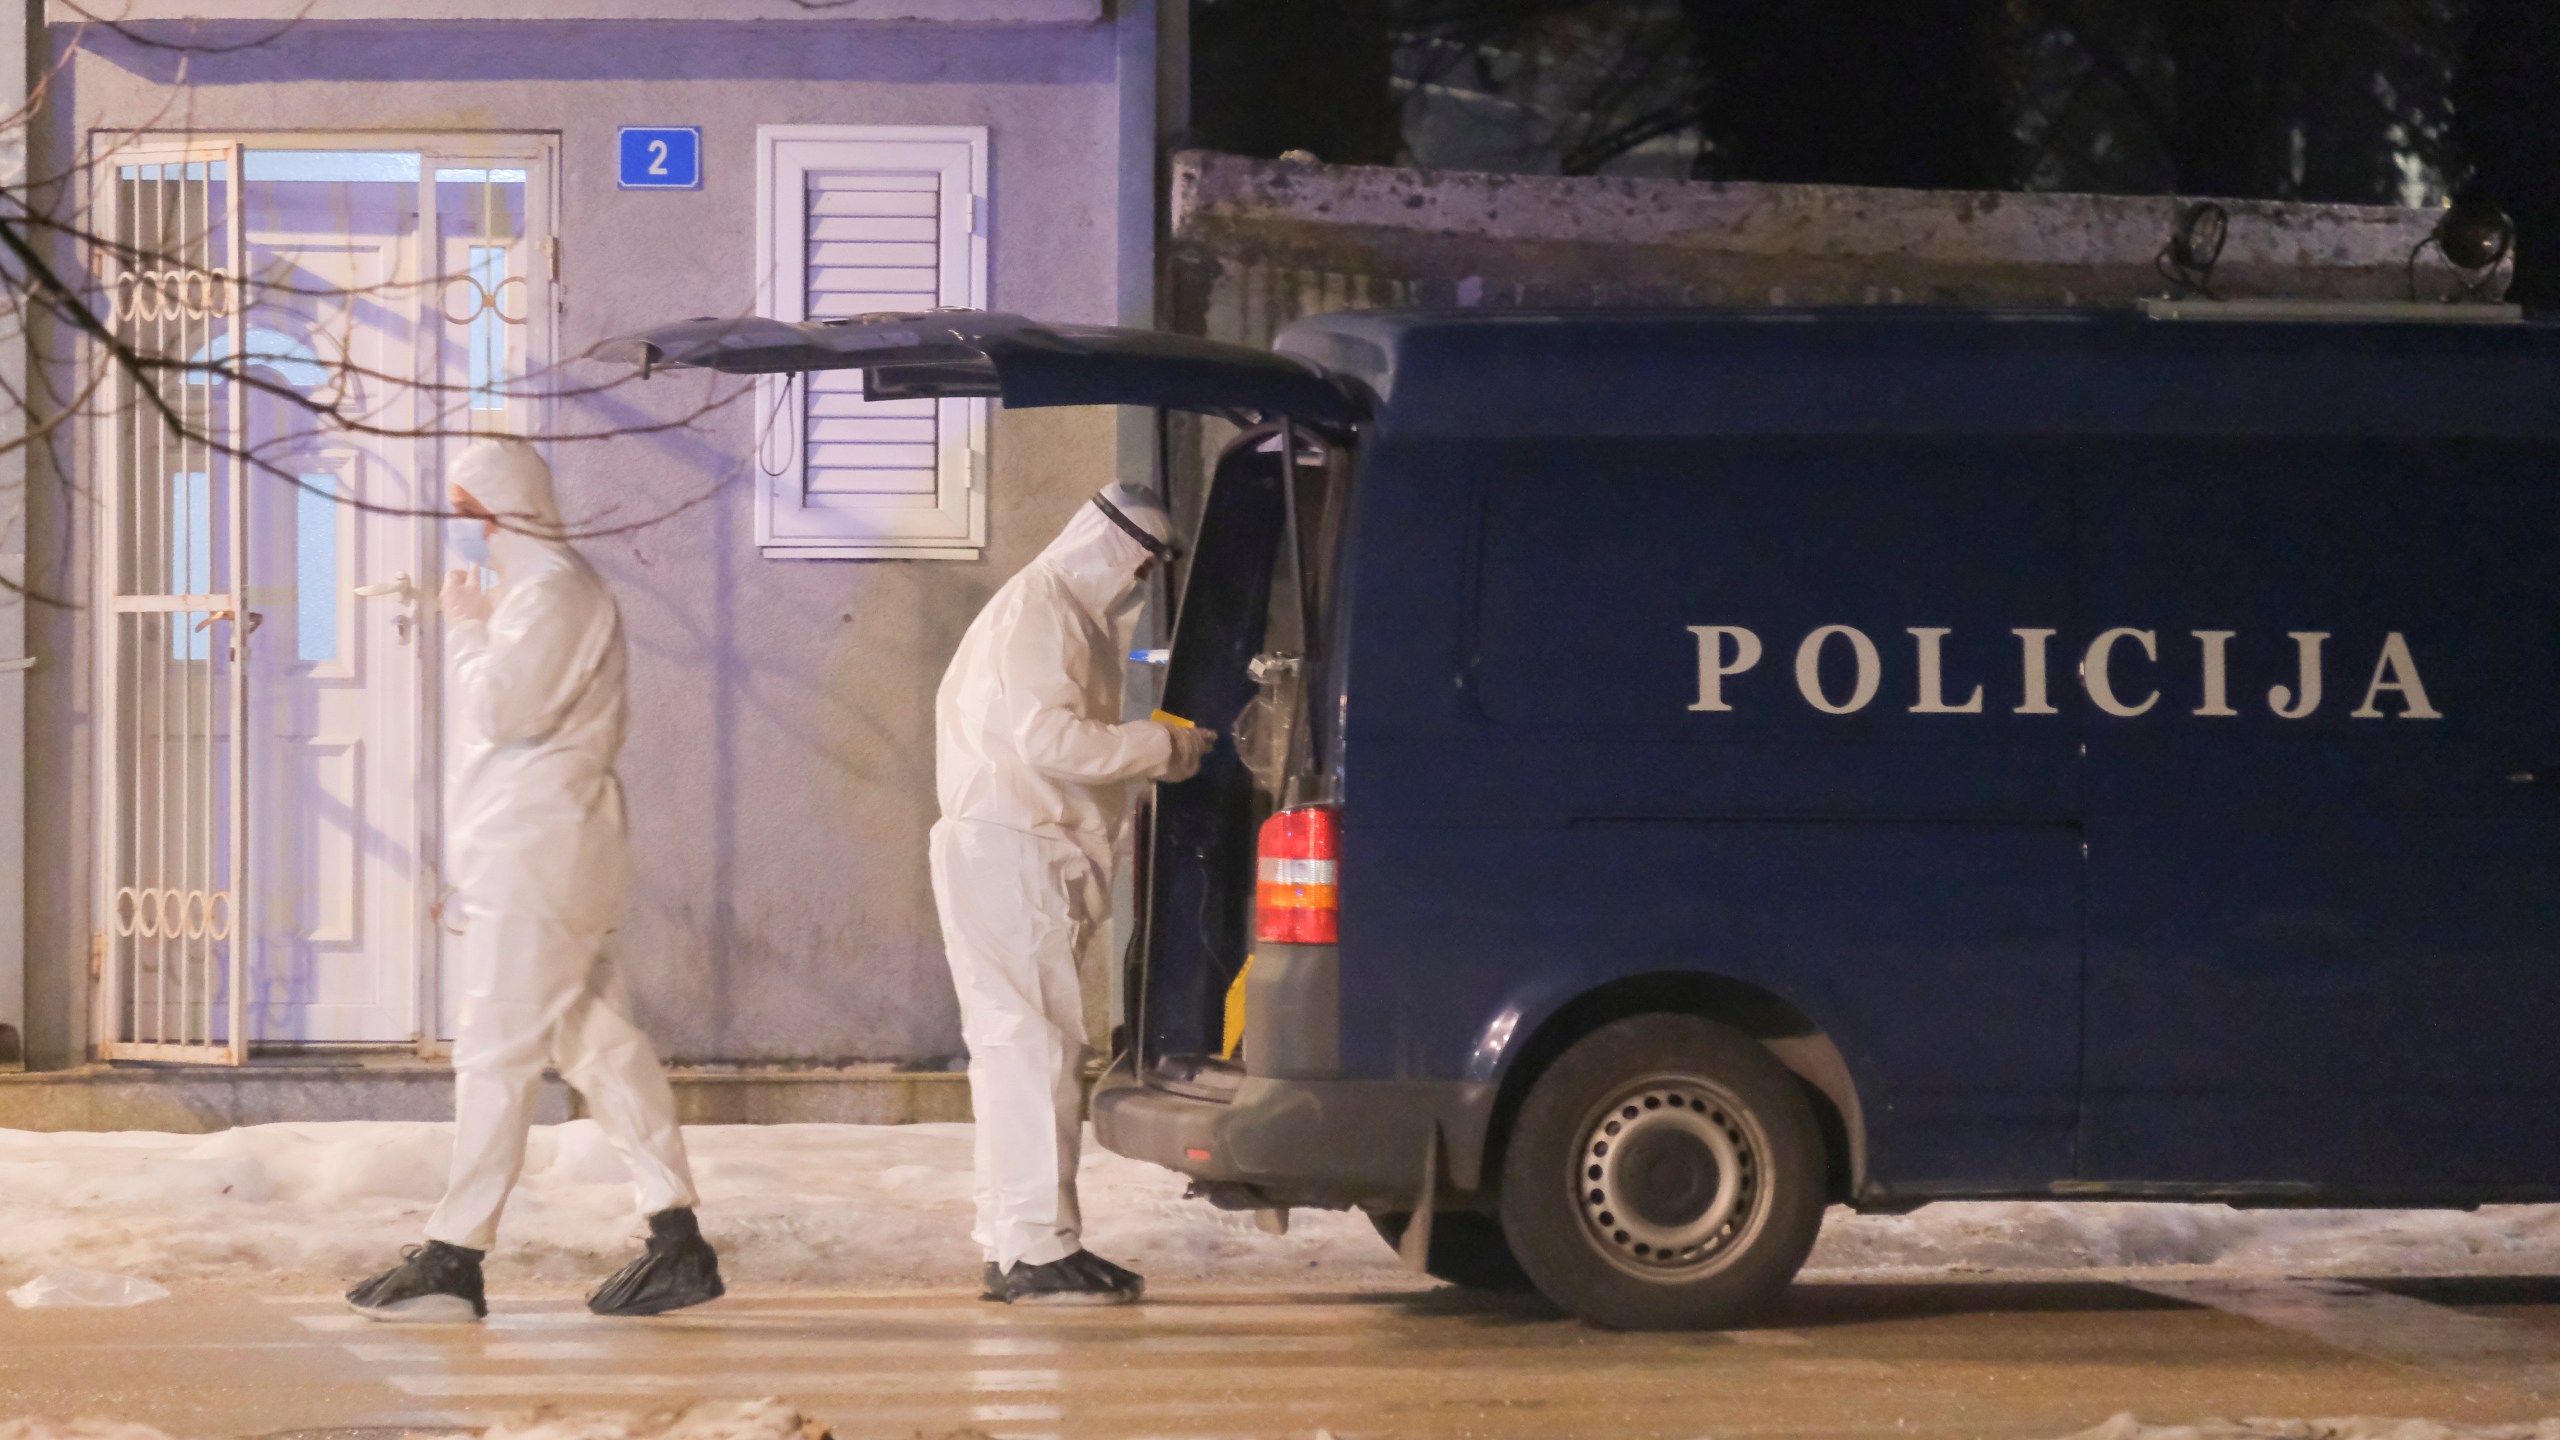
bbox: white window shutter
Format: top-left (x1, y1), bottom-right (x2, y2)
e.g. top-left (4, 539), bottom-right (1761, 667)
top-left (755, 126), bottom-right (988, 560)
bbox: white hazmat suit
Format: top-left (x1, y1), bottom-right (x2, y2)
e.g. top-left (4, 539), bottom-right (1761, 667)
top-left (425, 438), bottom-right (698, 1254)
top-left (931, 485), bottom-right (1211, 1271)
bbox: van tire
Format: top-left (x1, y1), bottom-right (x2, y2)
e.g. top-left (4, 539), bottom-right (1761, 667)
top-left (1366, 1210), bottom-right (1536, 1292)
top-left (1498, 1013), bottom-right (1826, 1330)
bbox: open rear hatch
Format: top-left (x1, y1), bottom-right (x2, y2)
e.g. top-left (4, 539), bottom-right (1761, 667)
top-left (608, 310), bottom-right (1365, 1098)
top-left (602, 310), bottom-right (1366, 430)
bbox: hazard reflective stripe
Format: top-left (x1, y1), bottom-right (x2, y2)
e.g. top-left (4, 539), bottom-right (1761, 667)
top-left (1258, 858), bottom-right (1338, 885)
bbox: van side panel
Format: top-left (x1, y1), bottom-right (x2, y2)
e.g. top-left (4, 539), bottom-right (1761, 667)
top-left (1353, 823), bottom-right (2081, 1187)
top-left (1342, 437), bottom-right (2085, 1190)
top-left (1332, 437), bottom-right (1479, 1096)
top-left (2079, 438), bottom-right (2560, 1192)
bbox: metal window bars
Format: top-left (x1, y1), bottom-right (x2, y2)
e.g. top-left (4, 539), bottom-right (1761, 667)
top-left (95, 142), bottom-right (250, 1063)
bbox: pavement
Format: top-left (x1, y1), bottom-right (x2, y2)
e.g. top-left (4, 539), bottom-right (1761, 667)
top-left (11, 1273), bottom-right (2560, 1440)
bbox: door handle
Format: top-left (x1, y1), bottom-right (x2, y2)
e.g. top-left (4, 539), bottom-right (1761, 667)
top-left (357, 574), bottom-right (419, 646)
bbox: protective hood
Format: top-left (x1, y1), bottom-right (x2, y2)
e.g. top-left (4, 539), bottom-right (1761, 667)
top-left (1036, 484), bottom-right (1170, 624)
top-left (450, 437), bottom-right (563, 535)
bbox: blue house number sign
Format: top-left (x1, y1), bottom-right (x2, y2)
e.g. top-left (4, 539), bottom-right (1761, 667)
top-left (618, 127), bottom-right (701, 191)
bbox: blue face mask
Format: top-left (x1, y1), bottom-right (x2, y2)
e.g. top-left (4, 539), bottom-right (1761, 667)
top-left (447, 517), bottom-right (493, 569)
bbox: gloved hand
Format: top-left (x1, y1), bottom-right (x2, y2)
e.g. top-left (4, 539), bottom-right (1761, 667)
top-left (441, 567), bottom-right (494, 624)
top-left (1156, 722), bottom-right (1218, 782)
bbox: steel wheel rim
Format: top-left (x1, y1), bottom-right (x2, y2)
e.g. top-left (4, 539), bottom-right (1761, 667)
top-left (1570, 1072), bottom-right (1771, 1280)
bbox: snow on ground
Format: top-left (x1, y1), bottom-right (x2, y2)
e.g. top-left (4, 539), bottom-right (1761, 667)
top-left (6, 1119), bottom-right (2560, 1297)
top-left (468, 1399), bottom-right (811, 1440)
top-left (2063, 1417), bottom-right (2560, 1440)
top-left (1805, 1198), bottom-right (2560, 1277)
top-left (13, 1406), bottom-right (2560, 1440)
top-left (0, 1121), bottom-right (1401, 1295)
top-left (0, 1401), bottom-right (818, 1440)
top-left (0, 1422), bottom-right (182, 1440)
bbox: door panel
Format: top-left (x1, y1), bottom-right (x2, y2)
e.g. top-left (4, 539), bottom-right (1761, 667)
top-left (241, 158), bottom-right (424, 1042)
top-left (287, 736), bottom-right (361, 946)
top-left (2079, 439), bottom-right (2560, 1190)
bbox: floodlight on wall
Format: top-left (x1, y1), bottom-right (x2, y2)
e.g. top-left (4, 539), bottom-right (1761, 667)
top-left (2408, 194), bottom-right (2515, 302)
top-left (2156, 201), bottom-right (2229, 300)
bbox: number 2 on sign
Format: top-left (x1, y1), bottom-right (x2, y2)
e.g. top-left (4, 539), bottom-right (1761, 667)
top-left (647, 140), bottom-right (670, 176)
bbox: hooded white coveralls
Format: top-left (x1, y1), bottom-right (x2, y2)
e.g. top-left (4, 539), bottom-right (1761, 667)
top-left (424, 439), bottom-right (698, 1253)
top-left (930, 488), bottom-right (1189, 1270)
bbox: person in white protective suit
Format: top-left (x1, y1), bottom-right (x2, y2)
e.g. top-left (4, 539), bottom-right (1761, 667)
top-left (346, 437), bottom-right (723, 1323)
top-left (932, 483), bottom-right (1216, 1305)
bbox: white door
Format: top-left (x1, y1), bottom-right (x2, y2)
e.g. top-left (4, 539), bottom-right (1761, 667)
top-left (98, 139), bottom-right (552, 1052)
top-left (231, 146), bottom-right (549, 1045)
top-left (236, 151), bottom-right (427, 1043)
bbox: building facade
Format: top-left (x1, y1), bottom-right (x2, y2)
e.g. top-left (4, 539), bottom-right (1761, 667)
top-left (8, 0), bottom-right (1174, 1121)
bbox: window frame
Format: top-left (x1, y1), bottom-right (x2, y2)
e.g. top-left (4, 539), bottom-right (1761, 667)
top-left (754, 124), bottom-right (991, 561)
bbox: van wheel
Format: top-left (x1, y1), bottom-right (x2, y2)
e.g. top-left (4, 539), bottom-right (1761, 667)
top-left (1499, 1013), bottom-right (1826, 1330)
top-left (1367, 1210), bottom-right (1535, 1292)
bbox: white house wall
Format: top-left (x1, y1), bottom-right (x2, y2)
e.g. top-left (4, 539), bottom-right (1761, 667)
top-left (25, 17), bottom-right (1142, 1067)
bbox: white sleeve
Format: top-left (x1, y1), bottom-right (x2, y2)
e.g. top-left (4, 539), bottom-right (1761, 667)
top-left (1005, 600), bottom-right (1179, 785)
top-left (452, 574), bottom-right (606, 746)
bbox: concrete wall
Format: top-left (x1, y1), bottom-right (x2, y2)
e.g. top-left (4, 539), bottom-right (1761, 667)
top-left (0, 1059), bottom-right (974, 1131)
top-left (1, 0), bottom-right (29, 1070)
top-left (1165, 149), bottom-right (2489, 351)
top-left (24, 16), bottom-right (1148, 1069)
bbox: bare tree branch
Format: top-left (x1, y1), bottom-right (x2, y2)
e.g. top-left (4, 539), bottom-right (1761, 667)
top-left (0, 26), bottom-right (788, 615)
top-left (51, 1), bottom-right (318, 55)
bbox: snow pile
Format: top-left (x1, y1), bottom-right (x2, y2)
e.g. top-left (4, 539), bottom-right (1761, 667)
top-left (480, 1399), bottom-right (818, 1440)
top-left (13, 1406), bottom-right (2560, 1440)
top-left (2061, 1416), bottom-right (2560, 1440)
top-left (0, 1402), bottom-right (832, 1440)
top-left (0, 1422), bottom-right (183, 1440)
top-left (11, 1119), bottom-right (2560, 1297)
top-left (5, 1270), bottom-right (169, 1308)
top-left (0, 1121), bottom-right (1400, 1294)
top-left (1806, 1200), bottom-right (2560, 1277)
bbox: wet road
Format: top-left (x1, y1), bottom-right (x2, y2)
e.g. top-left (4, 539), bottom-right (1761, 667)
top-left (8, 1274), bottom-right (2560, 1439)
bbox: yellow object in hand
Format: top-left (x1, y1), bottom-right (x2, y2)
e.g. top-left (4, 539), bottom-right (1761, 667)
top-left (1151, 709), bottom-right (1196, 728)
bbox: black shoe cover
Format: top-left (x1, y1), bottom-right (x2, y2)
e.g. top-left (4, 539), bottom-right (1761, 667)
top-left (346, 1240), bottom-right (487, 1323)
top-left (587, 1207), bottom-right (725, 1317)
top-left (979, 1261), bottom-right (1005, 1301)
top-left (987, 1250), bottom-right (1145, 1306)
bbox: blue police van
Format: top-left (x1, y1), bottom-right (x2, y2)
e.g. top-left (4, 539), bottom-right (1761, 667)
top-left (620, 304), bottom-right (2560, 1330)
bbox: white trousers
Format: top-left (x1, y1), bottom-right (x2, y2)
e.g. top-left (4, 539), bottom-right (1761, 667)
top-left (930, 818), bottom-right (1099, 1270)
top-left (425, 909), bottom-right (699, 1252)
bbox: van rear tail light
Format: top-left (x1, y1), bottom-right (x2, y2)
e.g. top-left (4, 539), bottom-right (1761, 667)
top-left (1256, 805), bottom-right (1340, 945)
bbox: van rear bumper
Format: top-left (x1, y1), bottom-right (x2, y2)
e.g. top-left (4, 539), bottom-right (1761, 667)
top-left (1091, 1056), bottom-right (1497, 1211)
